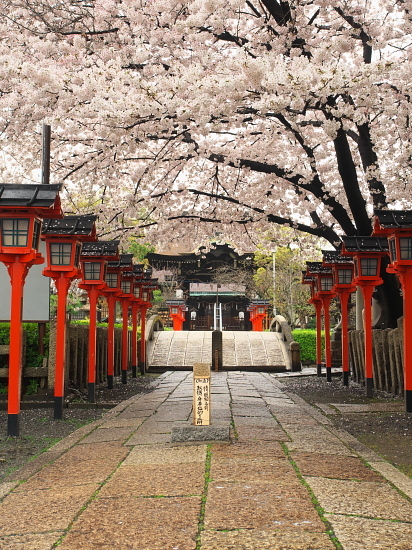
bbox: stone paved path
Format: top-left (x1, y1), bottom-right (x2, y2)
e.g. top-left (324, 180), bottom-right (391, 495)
top-left (1, 371), bottom-right (412, 549)
top-left (148, 331), bottom-right (288, 369)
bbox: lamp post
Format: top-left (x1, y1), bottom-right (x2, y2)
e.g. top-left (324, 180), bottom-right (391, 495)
top-left (119, 264), bottom-right (135, 384)
top-left (102, 258), bottom-right (124, 389)
top-left (131, 263), bottom-right (144, 378)
top-left (166, 300), bottom-right (187, 330)
top-left (323, 251), bottom-right (356, 386)
top-left (138, 267), bottom-right (154, 374)
top-left (306, 262), bottom-right (336, 381)
top-left (79, 241), bottom-right (119, 402)
top-left (374, 210), bottom-right (412, 411)
top-left (248, 300), bottom-right (271, 331)
top-left (341, 236), bottom-right (388, 397)
top-left (42, 215), bottom-right (97, 418)
top-left (302, 270), bottom-right (323, 377)
top-left (0, 183), bottom-right (63, 436)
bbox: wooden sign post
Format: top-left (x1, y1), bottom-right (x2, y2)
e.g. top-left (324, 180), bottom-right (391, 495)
top-left (193, 363), bottom-right (211, 426)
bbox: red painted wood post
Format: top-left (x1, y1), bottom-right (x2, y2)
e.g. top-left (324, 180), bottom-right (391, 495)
top-left (131, 301), bottom-right (139, 378)
top-left (321, 295), bottom-right (333, 382)
top-left (121, 298), bottom-right (130, 384)
top-left (359, 283), bottom-right (375, 398)
top-left (139, 305), bottom-right (148, 374)
top-left (106, 293), bottom-right (117, 389)
top-left (54, 275), bottom-right (71, 419)
top-left (339, 290), bottom-right (351, 386)
top-left (314, 299), bottom-right (323, 377)
top-left (87, 286), bottom-right (99, 402)
top-left (400, 271), bottom-right (412, 411)
top-left (7, 259), bottom-right (28, 436)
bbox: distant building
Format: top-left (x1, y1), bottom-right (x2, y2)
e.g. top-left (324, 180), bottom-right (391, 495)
top-left (147, 243), bottom-right (254, 330)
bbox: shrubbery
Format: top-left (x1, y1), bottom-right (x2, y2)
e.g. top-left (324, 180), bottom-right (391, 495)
top-left (0, 322), bottom-right (49, 368)
top-left (292, 329), bottom-right (325, 363)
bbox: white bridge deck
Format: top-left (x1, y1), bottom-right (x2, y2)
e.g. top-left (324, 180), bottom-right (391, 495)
top-left (147, 330), bottom-right (289, 370)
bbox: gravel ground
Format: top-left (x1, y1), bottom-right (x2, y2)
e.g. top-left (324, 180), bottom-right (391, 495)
top-left (0, 374), bottom-right (158, 482)
top-left (0, 371), bottom-right (411, 482)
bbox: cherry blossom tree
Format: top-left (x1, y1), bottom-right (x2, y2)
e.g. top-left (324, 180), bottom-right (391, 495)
top-left (0, 0), bottom-right (410, 257)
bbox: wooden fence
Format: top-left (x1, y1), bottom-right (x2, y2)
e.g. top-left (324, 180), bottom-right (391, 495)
top-left (348, 317), bottom-right (404, 395)
top-left (48, 321), bottom-right (133, 391)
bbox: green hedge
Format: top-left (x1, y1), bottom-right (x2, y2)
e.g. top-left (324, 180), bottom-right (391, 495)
top-left (292, 329), bottom-right (325, 363)
top-left (0, 322), bottom-right (49, 369)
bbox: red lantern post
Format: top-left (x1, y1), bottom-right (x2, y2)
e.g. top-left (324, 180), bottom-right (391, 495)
top-left (341, 237), bottom-right (389, 397)
top-left (374, 210), bottom-right (412, 411)
top-left (302, 271), bottom-right (323, 377)
top-left (42, 215), bottom-right (97, 418)
top-left (306, 263), bottom-right (336, 381)
top-left (138, 272), bottom-right (155, 374)
top-left (119, 262), bottom-right (135, 384)
top-left (248, 300), bottom-right (270, 331)
top-left (0, 183), bottom-right (62, 436)
top-left (79, 241), bottom-right (119, 402)
top-left (131, 264), bottom-right (144, 377)
top-left (323, 251), bottom-right (356, 387)
top-left (166, 300), bottom-right (187, 331)
top-left (102, 257), bottom-right (126, 389)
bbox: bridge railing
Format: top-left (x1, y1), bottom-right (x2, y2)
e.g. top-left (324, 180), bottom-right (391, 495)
top-left (269, 315), bottom-right (301, 372)
top-left (145, 314), bottom-right (165, 344)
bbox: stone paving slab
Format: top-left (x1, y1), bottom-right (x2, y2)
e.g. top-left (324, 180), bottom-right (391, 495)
top-left (0, 532), bottom-right (62, 550)
top-left (291, 452), bottom-right (384, 482)
top-left (122, 443), bottom-right (207, 465)
top-left (99, 463), bottom-right (205, 497)
top-left (79, 426), bottom-right (137, 444)
top-left (55, 441), bottom-right (128, 464)
top-left (98, 417), bottom-right (145, 429)
top-left (211, 441), bottom-right (286, 459)
top-left (0, 484), bottom-right (99, 535)
top-left (0, 482), bottom-right (18, 499)
top-left (306, 477), bottom-right (412, 521)
top-left (126, 432), bottom-right (171, 445)
top-left (369, 461), bottom-right (412, 499)
top-left (210, 458), bottom-right (298, 483)
top-left (326, 514), bottom-right (412, 550)
top-left (236, 426), bottom-right (290, 441)
top-left (200, 528), bottom-right (336, 549)
top-left (13, 459), bottom-right (116, 491)
top-left (205, 480), bottom-right (325, 531)
top-left (2, 370), bottom-right (412, 550)
top-left (58, 496), bottom-right (201, 550)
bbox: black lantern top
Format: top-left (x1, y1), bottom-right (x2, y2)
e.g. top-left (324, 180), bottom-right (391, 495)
top-left (341, 236), bottom-right (389, 254)
top-left (322, 250), bottom-right (353, 265)
top-left (81, 241), bottom-right (120, 257)
top-left (119, 253), bottom-right (134, 268)
top-left (374, 210), bottom-right (412, 230)
top-left (0, 183), bottom-right (62, 212)
top-left (42, 215), bottom-right (97, 239)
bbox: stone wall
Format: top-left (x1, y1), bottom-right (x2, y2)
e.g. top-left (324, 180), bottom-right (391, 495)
top-left (348, 318), bottom-right (404, 395)
top-left (48, 321), bottom-right (132, 391)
